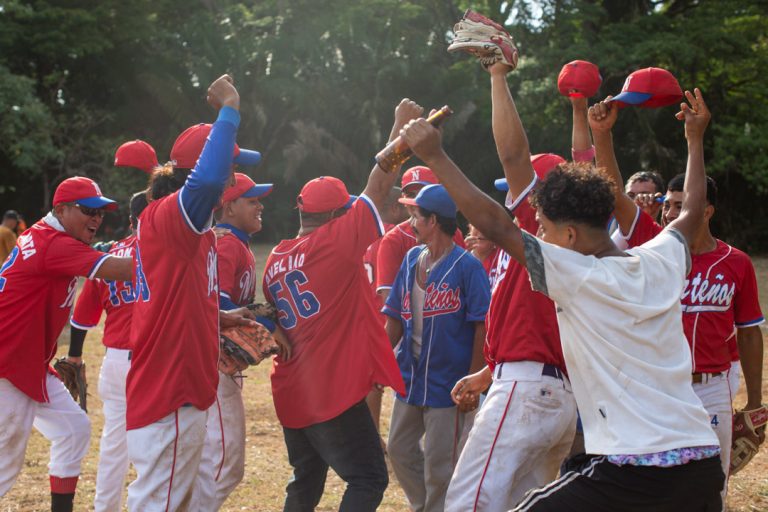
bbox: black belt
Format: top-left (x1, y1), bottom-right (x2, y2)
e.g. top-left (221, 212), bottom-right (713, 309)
top-left (542, 364), bottom-right (564, 380)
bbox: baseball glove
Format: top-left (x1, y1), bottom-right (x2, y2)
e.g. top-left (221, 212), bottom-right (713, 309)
top-left (447, 9), bottom-right (519, 70)
top-left (246, 302), bottom-right (278, 321)
top-left (53, 358), bottom-right (88, 412)
top-left (218, 323), bottom-right (280, 376)
top-left (730, 405), bottom-right (768, 474)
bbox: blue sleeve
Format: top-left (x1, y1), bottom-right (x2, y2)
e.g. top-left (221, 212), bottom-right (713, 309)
top-left (463, 256), bottom-right (492, 322)
top-left (179, 106), bottom-right (240, 232)
top-left (382, 251), bottom-right (410, 319)
top-left (219, 295), bottom-right (276, 332)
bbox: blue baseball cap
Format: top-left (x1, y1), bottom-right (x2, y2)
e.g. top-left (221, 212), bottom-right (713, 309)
top-left (398, 184), bottom-right (457, 219)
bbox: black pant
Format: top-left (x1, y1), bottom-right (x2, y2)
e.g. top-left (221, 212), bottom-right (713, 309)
top-left (282, 400), bottom-right (388, 512)
top-left (514, 455), bottom-right (724, 512)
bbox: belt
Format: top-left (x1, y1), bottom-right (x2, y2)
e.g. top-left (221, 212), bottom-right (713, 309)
top-left (542, 363), bottom-right (564, 381)
top-left (692, 372), bottom-right (722, 384)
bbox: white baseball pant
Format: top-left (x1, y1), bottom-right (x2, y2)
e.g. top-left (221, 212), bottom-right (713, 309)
top-left (190, 372), bottom-right (246, 510)
top-left (0, 374), bottom-right (91, 496)
top-left (94, 348), bottom-right (131, 512)
top-left (127, 406), bottom-right (207, 511)
top-left (444, 361), bottom-right (577, 512)
top-left (693, 372), bottom-right (733, 508)
top-left (728, 361), bottom-right (741, 398)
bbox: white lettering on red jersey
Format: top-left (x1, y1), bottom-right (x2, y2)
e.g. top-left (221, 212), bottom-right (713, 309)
top-left (217, 232), bottom-right (257, 307)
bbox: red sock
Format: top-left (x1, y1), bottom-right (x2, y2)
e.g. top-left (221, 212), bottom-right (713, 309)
top-left (49, 475), bottom-right (78, 494)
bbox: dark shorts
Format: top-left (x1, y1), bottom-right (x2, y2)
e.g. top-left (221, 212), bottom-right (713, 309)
top-left (513, 454), bottom-right (724, 512)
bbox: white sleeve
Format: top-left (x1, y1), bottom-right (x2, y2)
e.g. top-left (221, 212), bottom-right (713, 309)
top-left (522, 232), bottom-right (594, 303)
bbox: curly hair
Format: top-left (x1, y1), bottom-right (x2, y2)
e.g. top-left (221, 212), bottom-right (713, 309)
top-left (530, 162), bottom-right (615, 229)
top-left (147, 163), bottom-right (190, 201)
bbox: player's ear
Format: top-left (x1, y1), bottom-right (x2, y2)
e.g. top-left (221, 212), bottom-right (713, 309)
top-left (703, 204), bottom-right (714, 222)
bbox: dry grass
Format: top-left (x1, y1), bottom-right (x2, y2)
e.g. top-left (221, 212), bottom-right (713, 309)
top-left (2, 246), bottom-right (767, 511)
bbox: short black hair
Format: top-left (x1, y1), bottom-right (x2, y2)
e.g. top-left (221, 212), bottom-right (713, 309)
top-left (626, 171), bottom-right (664, 194)
top-left (130, 190), bottom-right (150, 226)
top-left (417, 206), bottom-right (457, 237)
top-left (530, 162), bottom-right (615, 229)
top-left (148, 163), bottom-right (190, 201)
top-left (3, 210), bottom-right (19, 220)
top-left (667, 173), bottom-right (717, 207)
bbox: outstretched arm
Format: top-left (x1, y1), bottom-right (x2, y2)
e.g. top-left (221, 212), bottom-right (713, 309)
top-left (488, 63), bottom-right (535, 199)
top-left (570, 96), bottom-right (594, 160)
top-left (737, 325), bottom-right (764, 410)
top-left (400, 119), bottom-right (526, 265)
top-left (362, 99), bottom-right (424, 211)
top-left (588, 98), bottom-right (637, 232)
top-left (666, 88), bottom-right (710, 242)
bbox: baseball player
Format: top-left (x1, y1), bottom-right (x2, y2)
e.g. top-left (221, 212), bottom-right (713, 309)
top-left (401, 86), bottom-right (725, 512)
top-left (66, 191), bottom-right (148, 512)
top-left (125, 74), bottom-right (261, 510)
top-left (383, 184), bottom-right (491, 512)
top-left (0, 177), bottom-right (133, 512)
top-left (440, 57), bottom-right (597, 511)
top-left (465, 224), bottom-right (498, 276)
top-left (191, 172), bottom-right (275, 510)
top-left (589, 94), bottom-right (765, 500)
top-left (262, 99), bottom-right (423, 512)
top-left (375, 166), bottom-right (465, 304)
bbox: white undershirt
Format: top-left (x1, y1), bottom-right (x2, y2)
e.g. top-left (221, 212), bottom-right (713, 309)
top-left (410, 280), bottom-right (425, 359)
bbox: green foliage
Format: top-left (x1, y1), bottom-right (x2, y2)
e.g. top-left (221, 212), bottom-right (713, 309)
top-left (0, 0), bottom-right (766, 248)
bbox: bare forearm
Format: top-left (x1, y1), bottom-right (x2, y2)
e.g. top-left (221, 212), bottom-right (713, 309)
top-left (491, 73), bottom-right (534, 196)
top-left (571, 101), bottom-right (592, 153)
top-left (362, 164), bottom-right (399, 213)
top-left (385, 316), bottom-right (404, 348)
top-left (593, 130), bottom-right (635, 231)
top-left (737, 326), bottom-right (764, 409)
top-left (670, 137), bottom-right (707, 240)
top-left (469, 323), bottom-right (487, 374)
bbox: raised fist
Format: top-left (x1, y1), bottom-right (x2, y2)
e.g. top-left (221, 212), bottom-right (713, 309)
top-left (207, 74), bottom-right (240, 111)
top-left (588, 97), bottom-right (618, 133)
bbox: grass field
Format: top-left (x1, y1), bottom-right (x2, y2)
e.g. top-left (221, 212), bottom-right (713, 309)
top-left (2, 246), bottom-right (768, 511)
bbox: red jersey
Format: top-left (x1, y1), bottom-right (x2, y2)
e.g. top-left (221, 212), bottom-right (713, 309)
top-left (375, 220), bottom-right (465, 293)
top-left (70, 235), bottom-right (137, 350)
top-left (217, 229), bottom-right (257, 307)
top-left (682, 240), bottom-right (764, 372)
top-left (622, 207), bottom-right (764, 371)
top-left (127, 191), bottom-right (219, 430)
top-left (484, 196), bottom-right (566, 372)
top-left (363, 222), bottom-right (394, 304)
top-left (263, 195), bottom-right (405, 428)
top-left (0, 215), bottom-right (110, 401)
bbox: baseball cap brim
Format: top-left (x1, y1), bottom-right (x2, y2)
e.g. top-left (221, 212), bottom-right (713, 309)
top-left (241, 184), bottom-right (274, 199)
top-left (494, 178), bottom-right (509, 192)
top-left (77, 196), bottom-right (118, 211)
top-left (398, 197), bottom-right (418, 207)
top-left (233, 149), bottom-right (262, 167)
top-left (609, 91), bottom-right (653, 105)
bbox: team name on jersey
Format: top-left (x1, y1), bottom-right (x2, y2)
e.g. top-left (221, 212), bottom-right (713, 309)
top-left (18, 233), bottom-right (36, 260)
top-left (264, 252), bottom-right (306, 285)
top-left (60, 277), bottom-right (78, 309)
top-left (206, 247), bottom-right (218, 296)
top-left (238, 269), bottom-right (254, 305)
top-left (489, 251), bottom-right (511, 291)
top-left (133, 244), bottom-right (151, 302)
top-left (401, 283), bottom-right (462, 320)
top-left (681, 271), bottom-right (736, 313)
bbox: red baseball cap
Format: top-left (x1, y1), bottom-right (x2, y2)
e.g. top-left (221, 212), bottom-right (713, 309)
top-left (114, 140), bottom-right (159, 174)
top-left (609, 67), bottom-right (683, 108)
top-left (53, 177), bottom-right (118, 211)
top-left (401, 166), bottom-right (439, 192)
top-left (558, 60), bottom-right (602, 98)
top-left (221, 173), bottom-right (273, 203)
top-left (297, 176), bottom-right (356, 213)
top-left (171, 124), bottom-right (262, 169)
top-left (494, 153), bottom-right (565, 191)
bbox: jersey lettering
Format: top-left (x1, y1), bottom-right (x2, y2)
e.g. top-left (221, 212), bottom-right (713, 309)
top-left (267, 269), bottom-right (321, 329)
top-left (681, 271), bottom-right (736, 313)
top-left (133, 244), bottom-right (151, 302)
top-left (107, 279), bottom-right (137, 306)
top-left (0, 246), bottom-right (19, 292)
top-left (238, 269), bottom-right (254, 305)
top-left (18, 234), bottom-right (36, 260)
top-left (207, 248), bottom-right (218, 296)
top-left (59, 277), bottom-right (78, 308)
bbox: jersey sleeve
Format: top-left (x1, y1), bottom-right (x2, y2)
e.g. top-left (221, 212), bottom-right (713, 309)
top-left (639, 228), bottom-right (691, 275)
top-left (70, 278), bottom-right (105, 329)
top-left (382, 251), bottom-right (410, 319)
top-left (734, 254), bottom-right (765, 328)
top-left (522, 231), bottom-right (594, 303)
top-left (376, 232), bottom-right (403, 292)
top-left (616, 206), bottom-right (663, 248)
top-left (462, 255), bottom-right (492, 322)
top-left (453, 228), bottom-right (466, 248)
top-left (217, 235), bottom-right (239, 304)
top-left (44, 235), bottom-right (111, 279)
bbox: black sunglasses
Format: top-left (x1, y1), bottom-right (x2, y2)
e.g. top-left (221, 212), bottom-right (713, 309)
top-left (74, 204), bottom-right (106, 218)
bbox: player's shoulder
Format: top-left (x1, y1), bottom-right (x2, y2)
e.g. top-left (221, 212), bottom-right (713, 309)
top-left (405, 244), bottom-right (423, 261)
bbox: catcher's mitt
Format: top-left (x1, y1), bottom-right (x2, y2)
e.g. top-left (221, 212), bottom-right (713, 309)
top-left (447, 9), bottom-right (519, 70)
top-left (246, 302), bottom-right (278, 322)
top-left (218, 323), bottom-right (280, 376)
top-left (53, 358), bottom-right (87, 412)
top-left (730, 405), bottom-right (768, 474)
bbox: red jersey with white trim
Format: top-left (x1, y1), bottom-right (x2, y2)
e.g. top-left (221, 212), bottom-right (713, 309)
top-left (682, 240), bottom-right (764, 372)
top-left (484, 198), bottom-right (565, 372)
top-left (70, 235), bottom-right (137, 350)
top-left (263, 196), bottom-right (405, 428)
top-left (0, 216), bottom-right (109, 401)
top-left (375, 220), bottom-right (465, 293)
top-left (218, 232), bottom-right (257, 307)
top-left (364, 222), bottom-right (394, 303)
top-left (126, 191), bottom-right (219, 430)
top-left (621, 207), bottom-right (663, 249)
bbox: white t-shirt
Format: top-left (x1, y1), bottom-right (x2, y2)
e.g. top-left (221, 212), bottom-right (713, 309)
top-left (523, 229), bottom-right (718, 455)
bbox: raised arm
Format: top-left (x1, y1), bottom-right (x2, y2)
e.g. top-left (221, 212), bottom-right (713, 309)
top-left (400, 119), bottom-right (525, 265)
top-left (488, 63), bottom-right (535, 198)
top-left (666, 88), bottom-right (710, 242)
top-left (588, 98), bottom-right (637, 232)
top-left (362, 99), bottom-right (424, 211)
top-left (570, 96), bottom-right (594, 161)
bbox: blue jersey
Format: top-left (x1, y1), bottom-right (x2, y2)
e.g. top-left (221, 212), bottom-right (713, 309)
top-left (383, 244), bottom-right (490, 407)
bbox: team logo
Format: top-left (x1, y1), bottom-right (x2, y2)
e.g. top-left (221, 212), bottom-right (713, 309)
top-left (681, 271), bottom-right (735, 313)
top-left (207, 248), bottom-right (219, 296)
top-left (238, 269), bottom-right (255, 304)
top-left (60, 277), bottom-right (78, 309)
top-left (622, 75), bottom-right (632, 92)
top-left (401, 282), bottom-right (462, 320)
